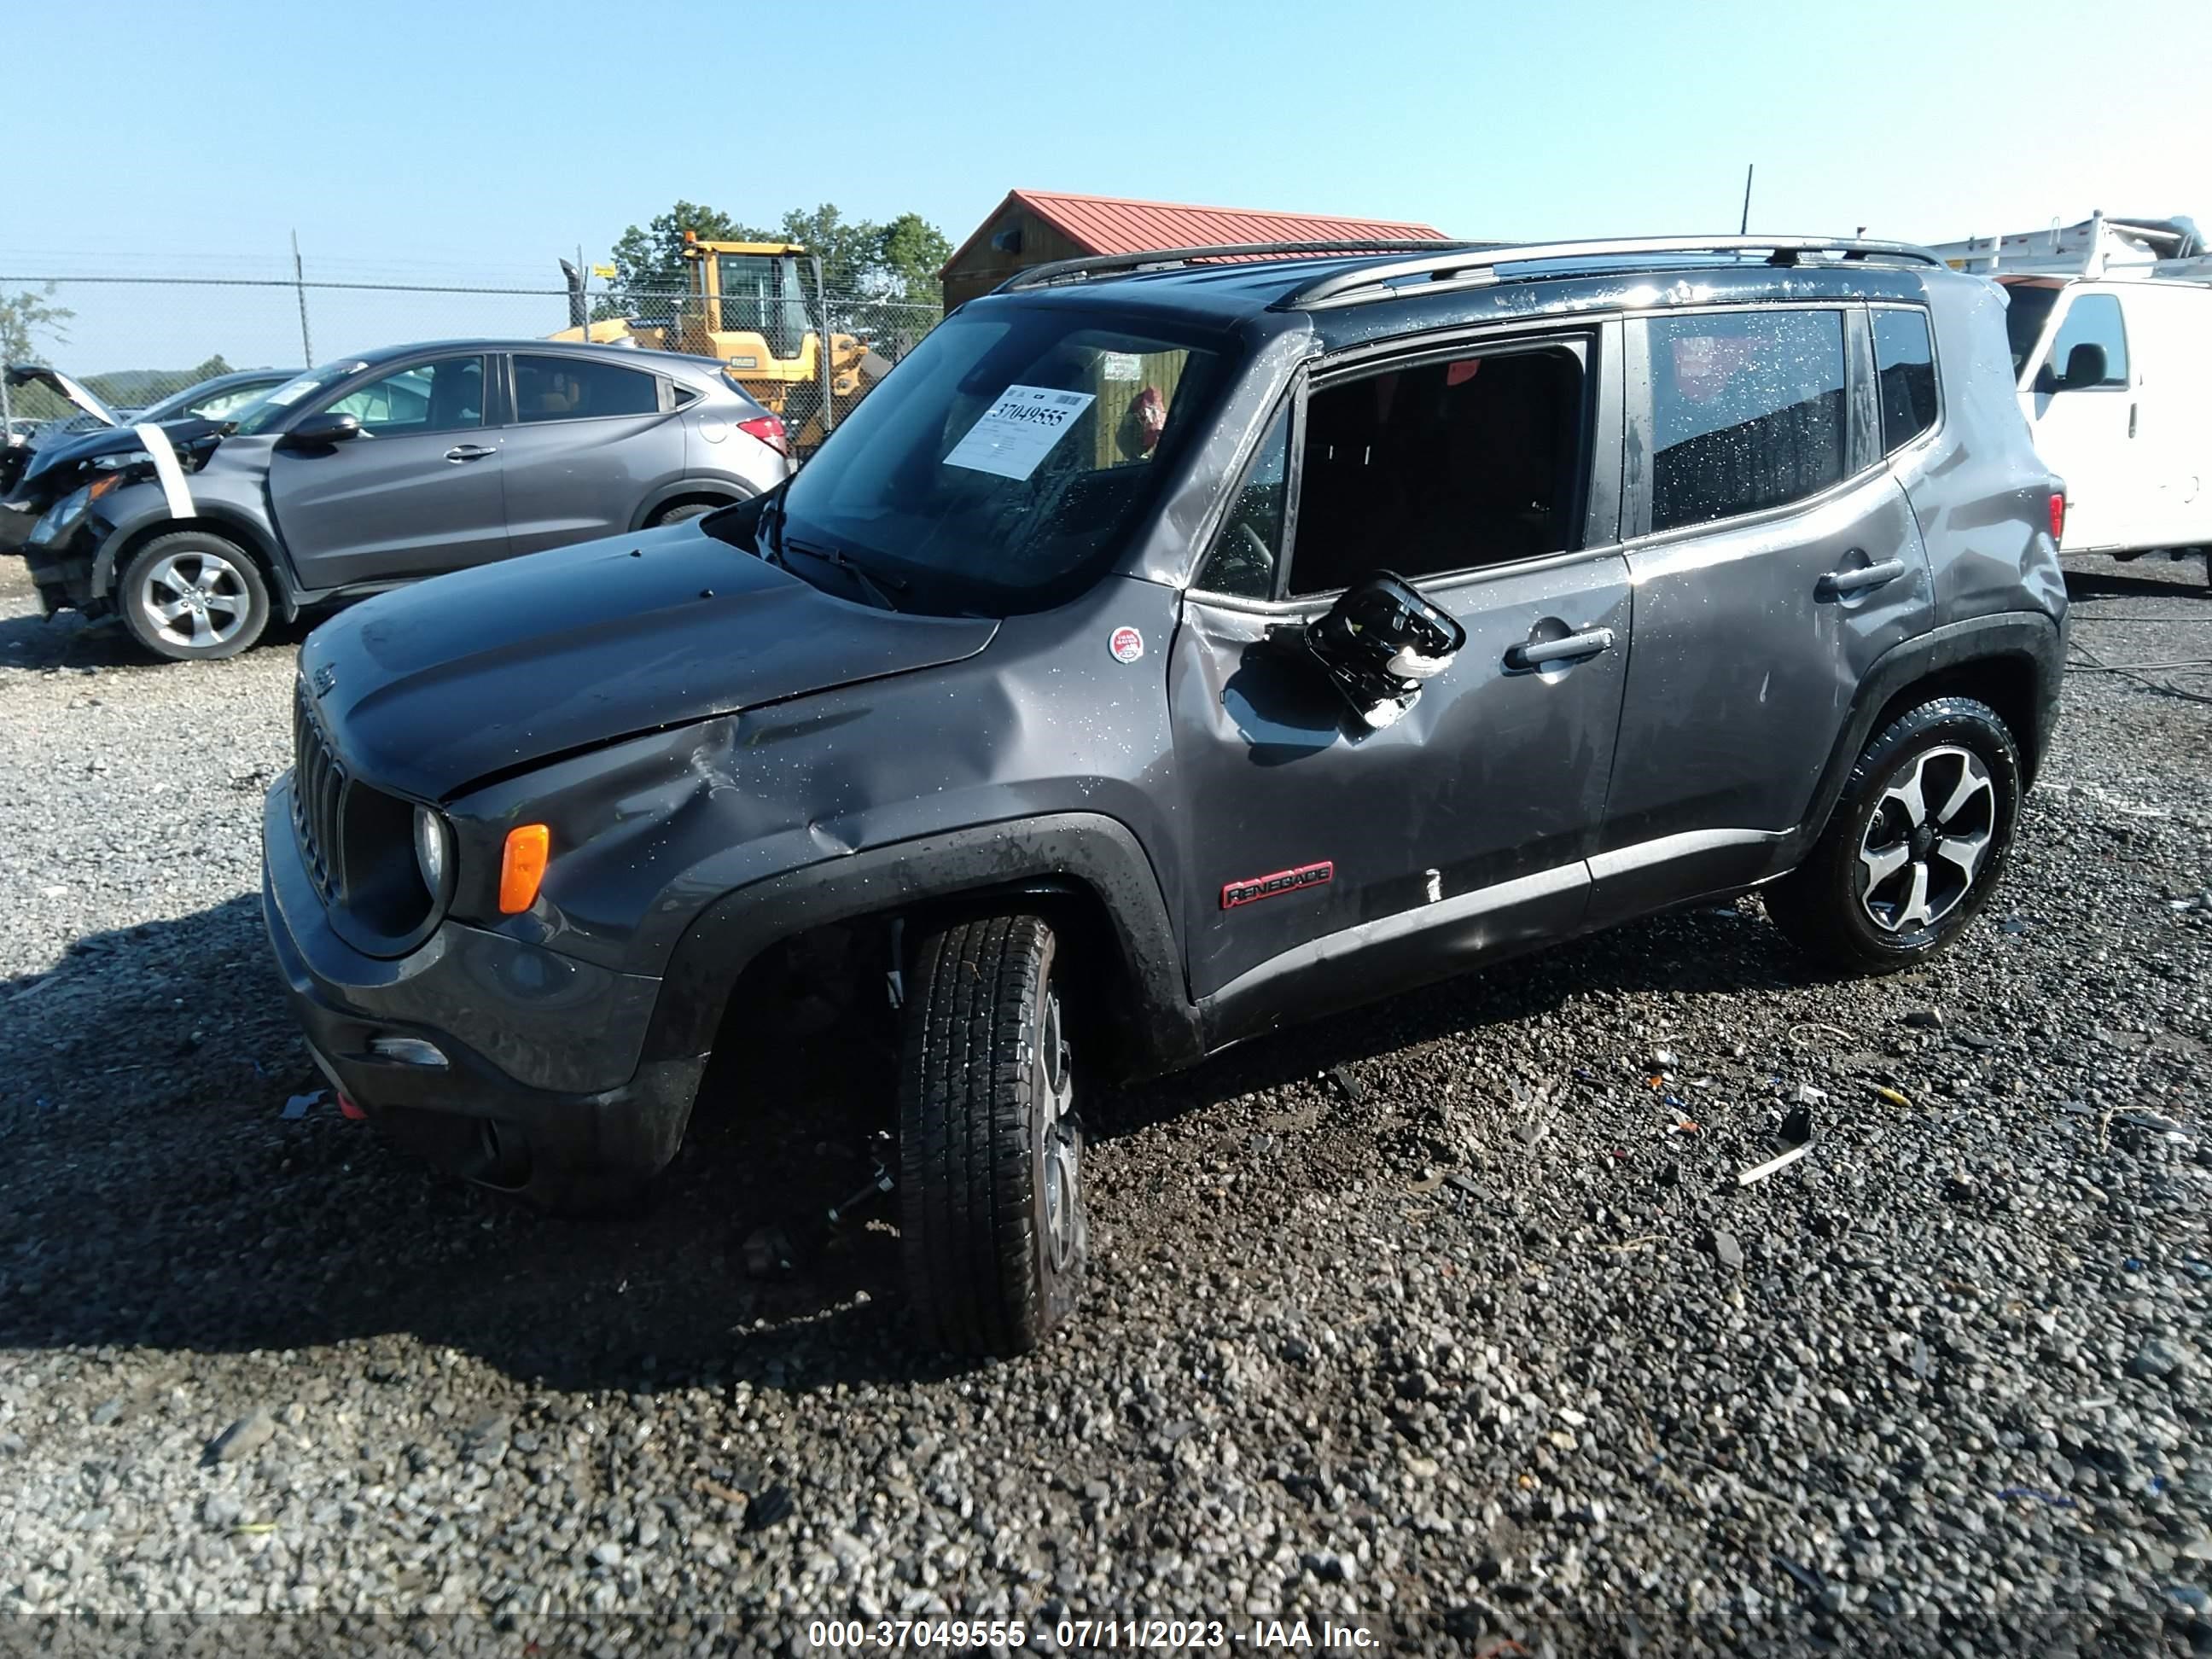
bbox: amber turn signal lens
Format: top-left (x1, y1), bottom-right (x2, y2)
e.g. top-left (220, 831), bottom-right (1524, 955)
top-left (498, 824), bottom-right (550, 914)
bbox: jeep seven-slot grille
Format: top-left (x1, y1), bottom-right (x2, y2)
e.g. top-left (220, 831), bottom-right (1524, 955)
top-left (291, 680), bottom-right (346, 904)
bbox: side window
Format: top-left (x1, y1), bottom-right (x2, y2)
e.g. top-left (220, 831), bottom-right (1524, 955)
top-left (1643, 310), bottom-right (1847, 533)
top-left (2037, 293), bottom-right (2129, 393)
top-left (1285, 345), bottom-right (1587, 597)
top-left (189, 386), bottom-right (266, 421)
top-left (1872, 308), bottom-right (1939, 453)
top-left (513, 354), bottom-right (660, 423)
top-left (326, 357), bottom-right (485, 435)
top-left (1197, 402), bottom-right (1291, 599)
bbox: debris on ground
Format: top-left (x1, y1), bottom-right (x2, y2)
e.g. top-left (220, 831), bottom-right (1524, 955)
top-left (279, 1091), bottom-right (323, 1121)
top-left (204, 1408), bottom-right (276, 1465)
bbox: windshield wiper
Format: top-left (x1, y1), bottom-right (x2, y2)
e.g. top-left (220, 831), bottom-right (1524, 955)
top-left (781, 535), bottom-right (905, 613)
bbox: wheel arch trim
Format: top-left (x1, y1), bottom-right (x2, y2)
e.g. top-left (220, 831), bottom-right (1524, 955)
top-left (1790, 609), bottom-right (2061, 861)
top-left (646, 812), bottom-right (1202, 1080)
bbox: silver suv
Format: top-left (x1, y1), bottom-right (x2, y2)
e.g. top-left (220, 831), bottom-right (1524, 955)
top-left (17, 341), bottom-right (791, 660)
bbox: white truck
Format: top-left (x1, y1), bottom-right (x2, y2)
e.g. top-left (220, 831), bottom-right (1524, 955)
top-left (1928, 214), bottom-right (2212, 580)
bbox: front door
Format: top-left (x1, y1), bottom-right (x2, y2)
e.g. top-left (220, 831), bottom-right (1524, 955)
top-left (268, 353), bottom-right (503, 590)
top-left (1593, 304), bottom-right (1935, 923)
top-left (2019, 288), bottom-right (2141, 552)
top-left (1170, 327), bottom-right (1630, 1018)
top-left (500, 352), bottom-right (684, 556)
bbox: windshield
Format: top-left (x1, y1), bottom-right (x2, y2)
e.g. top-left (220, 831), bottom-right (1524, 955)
top-left (227, 359), bottom-right (370, 435)
top-left (2000, 282), bottom-right (2061, 382)
top-left (771, 308), bottom-right (1227, 614)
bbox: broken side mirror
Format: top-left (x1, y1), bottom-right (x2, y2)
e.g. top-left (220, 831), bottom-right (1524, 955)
top-left (1279, 571), bottom-right (1468, 731)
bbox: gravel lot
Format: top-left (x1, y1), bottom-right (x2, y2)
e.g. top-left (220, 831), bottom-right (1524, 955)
top-left (3, 553), bottom-right (2209, 1655)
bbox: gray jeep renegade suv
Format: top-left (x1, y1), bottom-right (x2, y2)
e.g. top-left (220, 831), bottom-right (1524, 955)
top-left (262, 235), bottom-right (2065, 1355)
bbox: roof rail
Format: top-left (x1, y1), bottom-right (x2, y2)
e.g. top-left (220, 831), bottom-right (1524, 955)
top-left (1275, 236), bottom-right (1947, 310)
top-left (995, 239), bottom-right (1493, 294)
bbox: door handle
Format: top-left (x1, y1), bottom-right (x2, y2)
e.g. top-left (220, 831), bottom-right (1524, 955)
top-left (2129, 403), bottom-right (2139, 439)
top-left (445, 444), bottom-right (498, 463)
top-left (1504, 626), bottom-right (1615, 672)
top-left (1819, 557), bottom-right (1907, 597)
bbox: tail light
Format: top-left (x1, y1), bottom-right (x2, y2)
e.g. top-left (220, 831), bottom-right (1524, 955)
top-left (2049, 491), bottom-right (2066, 543)
top-left (738, 414), bottom-right (789, 457)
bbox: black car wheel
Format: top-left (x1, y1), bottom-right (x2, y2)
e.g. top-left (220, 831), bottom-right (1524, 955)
top-left (899, 913), bottom-right (1086, 1356)
top-left (118, 531), bottom-right (271, 661)
top-left (649, 500), bottom-right (719, 528)
top-left (1767, 696), bottom-right (2022, 971)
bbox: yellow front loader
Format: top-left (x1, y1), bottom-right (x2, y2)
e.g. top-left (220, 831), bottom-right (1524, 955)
top-left (551, 236), bottom-right (888, 451)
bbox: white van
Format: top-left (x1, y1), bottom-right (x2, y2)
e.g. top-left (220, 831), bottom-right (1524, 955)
top-left (1930, 215), bottom-right (2212, 573)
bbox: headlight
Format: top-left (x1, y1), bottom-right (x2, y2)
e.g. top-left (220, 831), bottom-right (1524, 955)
top-left (411, 805), bottom-right (450, 894)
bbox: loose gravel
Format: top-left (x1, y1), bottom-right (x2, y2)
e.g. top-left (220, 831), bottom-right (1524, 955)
top-left (2, 555), bottom-right (2209, 1655)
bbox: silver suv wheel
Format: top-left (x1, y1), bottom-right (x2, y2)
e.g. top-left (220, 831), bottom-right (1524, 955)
top-left (138, 549), bottom-right (252, 651)
top-left (1037, 988), bottom-right (1081, 1276)
top-left (1857, 744), bottom-right (1995, 932)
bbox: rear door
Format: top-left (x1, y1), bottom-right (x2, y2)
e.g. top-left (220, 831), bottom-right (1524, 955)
top-left (498, 352), bottom-right (685, 555)
top-left (1171, 324), bottom-right (1630, 1007)
top-left (1590, 303), bottom-right (1934, 924)
top-left (267, 352), bottom-right (503, 590)
top-left (2017, 287), bottom-right (2143, 551)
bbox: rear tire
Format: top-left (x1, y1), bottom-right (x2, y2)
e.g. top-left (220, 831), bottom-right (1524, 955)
top-left (1767, 696), bottom-right (2021, 972)
top-left (648, 499), bottom-right (719, 528)
top-left (117, 531), bottom-right (270, 661)
top-left (898, 913), bottom-right (1086, 1356)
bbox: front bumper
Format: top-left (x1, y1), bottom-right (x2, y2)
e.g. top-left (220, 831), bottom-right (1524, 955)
top-left (260, 776), bottom-right (707, 1194)
top-left (21, 492), bottom-right (101, 614)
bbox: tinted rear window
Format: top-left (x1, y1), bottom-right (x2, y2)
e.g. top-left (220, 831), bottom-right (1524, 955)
top-left (1872, 308), bottom-right (1939, 452)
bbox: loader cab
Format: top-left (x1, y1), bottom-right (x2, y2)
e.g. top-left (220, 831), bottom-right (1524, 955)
top-left (685, 240), bottom-right (817, 364)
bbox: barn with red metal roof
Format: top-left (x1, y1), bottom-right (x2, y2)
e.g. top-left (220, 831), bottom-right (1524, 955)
top-left (940, 189), bottom-right (1453, 309)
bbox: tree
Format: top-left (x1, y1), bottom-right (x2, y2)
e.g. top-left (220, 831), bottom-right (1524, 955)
top-left (597, 200), bottom-right (752, 322)
top-left (876, 213), bottom-right (953, 308)
top-left (594, 201), bottom-right (954, 323)
top-left (0, 285), bottom-right (78, 422)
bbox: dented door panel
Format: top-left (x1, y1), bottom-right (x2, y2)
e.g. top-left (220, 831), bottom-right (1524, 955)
top-left (1171, 551), bottom-right (1633, 1002)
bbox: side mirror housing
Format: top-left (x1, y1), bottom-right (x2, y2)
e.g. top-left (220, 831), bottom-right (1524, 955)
top-left (281, 410), bottom-right (362, 448)
top-left (1286, 571), bottom-right (1468, 730)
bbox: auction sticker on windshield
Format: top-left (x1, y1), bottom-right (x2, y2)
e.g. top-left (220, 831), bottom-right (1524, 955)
top-left (943, 385), bottom-right (1096, 482)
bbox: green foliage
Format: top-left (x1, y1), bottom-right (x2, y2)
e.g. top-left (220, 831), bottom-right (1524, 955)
top-left (0, 285), bottom-right (77, 420)
top-left (594, 201), bottom-right (952, 323)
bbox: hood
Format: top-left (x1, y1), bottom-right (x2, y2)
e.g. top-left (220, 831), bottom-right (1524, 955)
top-left (300, 524), bottom-right (1000, 800)
top-left (3, 364), bottom-right (121, 428)
top-left (17, 416), bottom-right (224, 493)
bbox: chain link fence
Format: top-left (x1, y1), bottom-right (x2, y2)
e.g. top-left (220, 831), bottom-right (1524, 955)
top-left (0, 271), bottom-right (942, 454)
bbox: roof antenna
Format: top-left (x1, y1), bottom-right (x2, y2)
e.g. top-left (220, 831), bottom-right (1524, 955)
top-left (1738, 164), bottom-right (1755, 236)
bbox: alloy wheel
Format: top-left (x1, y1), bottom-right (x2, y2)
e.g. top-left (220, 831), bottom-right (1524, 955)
top-left (1857, 745), bottom-right (1996, 933)
top-left (1036, 987), bottom-right (1081, 1274)
top-left (139, 549), bottom-right (251, 651)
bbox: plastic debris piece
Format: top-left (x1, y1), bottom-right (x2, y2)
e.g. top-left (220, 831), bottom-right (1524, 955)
top-left (1737, 1142), bottom-right (1813, 1186)
top-left (280, 1091), bottom-right (323, 1121)
top-left (1997, 1486), bottom-right (2079, 1509)
top-left (1870, 1085), bottom-right (1912, 1109)
top-left (1328, 1065), bottom-right (1366, 1103)
top-left (337, 1095), bottom-right (366, 1121)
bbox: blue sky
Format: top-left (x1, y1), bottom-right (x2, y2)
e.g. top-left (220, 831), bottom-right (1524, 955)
top-left (4, 0), bottom-right (2208, 371)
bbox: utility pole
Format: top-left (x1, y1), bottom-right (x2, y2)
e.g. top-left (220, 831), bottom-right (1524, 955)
top-left (1739, 165), bottom-right (1755, 236)
top-left (291, 231), bottom-right (314, 365)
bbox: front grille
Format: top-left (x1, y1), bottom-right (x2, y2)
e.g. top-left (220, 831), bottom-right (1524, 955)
top-left (292, 680), bottom-right (346, 904)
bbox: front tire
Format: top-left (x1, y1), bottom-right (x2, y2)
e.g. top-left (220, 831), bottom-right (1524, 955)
top-left (899, 914), bottom-right (1086, 1356)
top-left (117, 532), bottom-right (270, 661)
top-left (1767, 696), bottom-right (2022, 972)
top-left (648, 499), bottom-right (719, 528)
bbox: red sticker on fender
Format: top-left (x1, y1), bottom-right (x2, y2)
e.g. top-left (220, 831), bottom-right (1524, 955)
top-left (1109, 626), bottom-right (1144, 663)
top-left (1221, 860), bottom-right (1335, 909)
